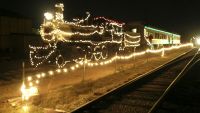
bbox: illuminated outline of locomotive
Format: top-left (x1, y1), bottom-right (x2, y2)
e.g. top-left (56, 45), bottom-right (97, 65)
top-left (29, 3), bottom-right (141, 68)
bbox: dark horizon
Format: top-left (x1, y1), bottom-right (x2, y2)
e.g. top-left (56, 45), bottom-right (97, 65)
top-left (1, 0), bottom-right (200, 40)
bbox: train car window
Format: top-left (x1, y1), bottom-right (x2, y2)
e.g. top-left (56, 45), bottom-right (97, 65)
top-left (162, 34), bottom-right (164, 39)
top-left (155, 33), bottom-right (159, 39)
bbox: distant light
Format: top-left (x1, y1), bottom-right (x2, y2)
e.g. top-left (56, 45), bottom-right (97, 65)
top-left (44, 12), bottom-right (54, 20)
top-left (196, 38), bottom-right (200, 45)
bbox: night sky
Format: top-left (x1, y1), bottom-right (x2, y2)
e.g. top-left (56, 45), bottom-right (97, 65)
top-left (1, 0), bottom-right (200, 40)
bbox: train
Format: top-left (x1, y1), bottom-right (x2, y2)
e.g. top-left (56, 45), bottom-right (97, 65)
top-left (30, 3), bottom-right (141, 68)
top-left (30, 3), bottom-right (181, 68)
top-left (144, 26), bottom-right (181, 49)
top-left (126, 23), bottom-right (181, 49)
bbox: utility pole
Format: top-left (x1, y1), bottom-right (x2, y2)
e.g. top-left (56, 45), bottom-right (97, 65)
top-left (146, 49), bottom-right (149, 63)
top-left (115, 52), bottom-right (117, 73)
top-left (133, 47), bottom-right (136, 67)
top-left (83, 55), bottom-right (86, 83)
top-left (22, 62), bottom-right (25, 85)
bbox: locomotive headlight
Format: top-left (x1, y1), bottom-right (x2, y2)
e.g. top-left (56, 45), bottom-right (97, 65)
top-left (44, 12), bottom-right (54, 20)
top-left (196, 38), bottom-right (200, 45)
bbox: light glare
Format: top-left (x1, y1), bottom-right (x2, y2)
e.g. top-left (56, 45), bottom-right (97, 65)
top-left (196, 38), bottom-right (200, 45)
top-left (44, 12), bottom-right (53, 20)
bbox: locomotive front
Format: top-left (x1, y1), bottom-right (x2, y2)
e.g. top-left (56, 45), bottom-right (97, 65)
top-left (40, 3), bottom-right (73, 43)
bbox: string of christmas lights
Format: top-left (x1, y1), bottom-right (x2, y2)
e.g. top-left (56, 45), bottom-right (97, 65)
top-left (21, 3), bottom-right (193, 105)
top-left (30, 3), bottom-right (141, 68)
top-left (26, 43), bottom-right (193, 90)
top-left (22, 43), bottom-right (193, 103)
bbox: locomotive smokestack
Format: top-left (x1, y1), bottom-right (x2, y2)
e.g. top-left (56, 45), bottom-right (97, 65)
top-left (55, 3), bottom-right (64, 21)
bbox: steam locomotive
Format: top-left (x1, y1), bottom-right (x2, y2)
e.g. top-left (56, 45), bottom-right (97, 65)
top-left (30, 3), bottom-right (140, 68)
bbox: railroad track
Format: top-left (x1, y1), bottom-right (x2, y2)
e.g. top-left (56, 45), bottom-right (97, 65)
top-left (71, 48), bottom-right (198, 113)
top-left (149, 48), bottom-right (200, 113)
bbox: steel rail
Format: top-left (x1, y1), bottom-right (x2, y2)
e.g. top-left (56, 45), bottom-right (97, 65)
top-left (148, 48), bottom-right (200, 113)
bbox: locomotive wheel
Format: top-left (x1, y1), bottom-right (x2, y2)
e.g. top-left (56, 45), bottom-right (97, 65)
top-left (101, 46), bottom-right (108, 59)
top-left (93, 46), bottom-right (102, 61)
top-left (86, 46), bottom-right (93, 60)
top-left (56, 54), bottom-right (67, 68)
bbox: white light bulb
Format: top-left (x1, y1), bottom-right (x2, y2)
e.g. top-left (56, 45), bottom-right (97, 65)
top-left (44, 12), bottom-right (54, 20)
top-left (36, 80), bottom-right (39, 84)
top-left (63, 68), bottom-right (68, 72)
top-left (48, 71), bottom-right (54, 75)
top-left (27, 76), bottom-right (32, 81)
